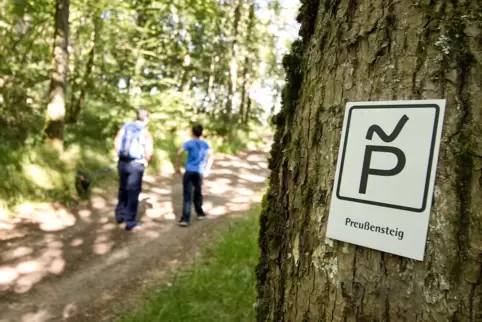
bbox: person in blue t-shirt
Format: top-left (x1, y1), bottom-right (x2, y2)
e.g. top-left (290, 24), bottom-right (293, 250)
top-left (175, 124), bottom-right (214, 226)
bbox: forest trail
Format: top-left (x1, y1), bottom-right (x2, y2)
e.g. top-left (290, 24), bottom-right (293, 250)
top-left (0, 147), bottom-right (270, 322)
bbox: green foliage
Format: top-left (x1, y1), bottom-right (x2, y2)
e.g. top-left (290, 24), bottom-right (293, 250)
top-left (0, 0), bottom-right (297, 209)
top-left (119, 206), bottom-right (261, 322)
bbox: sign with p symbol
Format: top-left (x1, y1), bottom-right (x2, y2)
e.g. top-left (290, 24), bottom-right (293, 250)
top-left (326, 100), bottom-right (446, 261)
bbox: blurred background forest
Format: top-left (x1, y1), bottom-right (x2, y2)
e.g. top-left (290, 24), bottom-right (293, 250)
top-left (0, 0), bottom-right (299, 210)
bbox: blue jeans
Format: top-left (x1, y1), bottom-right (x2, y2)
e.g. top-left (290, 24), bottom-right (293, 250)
top-left (115, 160), bottom-right (144, 229)
top-left (181, 172), bottom-right (205, 223)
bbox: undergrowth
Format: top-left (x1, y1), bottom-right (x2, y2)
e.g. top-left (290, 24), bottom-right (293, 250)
top-left (0, 101), bottom-right (269, 213)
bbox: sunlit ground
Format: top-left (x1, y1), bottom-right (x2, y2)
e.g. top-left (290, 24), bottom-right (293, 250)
top-left (0, 148), bottom-right (270, 322)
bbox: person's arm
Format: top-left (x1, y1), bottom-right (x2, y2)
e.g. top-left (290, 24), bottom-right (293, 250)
top-left (175, 147), bottom-right (185, 173)
top-left (175, 141), bottom-right (191, 173)
top-left (144, 130), bottom-right (154, 164)
top-left (204, 149), bottom-right (214, 177)
top-left (114, 128), bottom-right (124, 154)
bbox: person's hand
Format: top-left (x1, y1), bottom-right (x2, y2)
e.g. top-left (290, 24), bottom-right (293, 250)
top-left (203, 169), bottom-right (210, 178)
top-left (175, 167), bottom-right (182, 175)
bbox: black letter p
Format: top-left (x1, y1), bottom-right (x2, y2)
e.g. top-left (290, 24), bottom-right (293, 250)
top-left (359, 146), bottom-right (406, 194)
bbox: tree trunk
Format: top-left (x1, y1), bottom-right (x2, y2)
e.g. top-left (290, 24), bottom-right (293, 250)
top-left (130, 51), bottom-right (144, 109)
top-left (180, 54), bottom-right (192, 93)
top-left (239, 60), bottom-right (248, 122)
top-left (240, 2), bottom-right (255, 124)
top-left (200, 57), bottom-right (216, 113)
top-left (225, 0), bottom-right (242, 120)
top-left (244, 96), bottom-right (251, 123)
top-left (67, 11), bottom-right (101, 124)
top-left (130, 1), bottom-right (152, 109)
top-left (256, 1), bottom-right (482, 321)
top-left (67, 22), bottom-right (82, 123)
top-left (44, 0), bottom-right (69, 150)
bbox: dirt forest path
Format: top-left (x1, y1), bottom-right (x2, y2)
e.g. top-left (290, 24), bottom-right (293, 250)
top-left (0, 147), bottom-right (270, 322)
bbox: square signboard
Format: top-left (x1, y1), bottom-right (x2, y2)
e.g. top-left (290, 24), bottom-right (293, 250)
top-left (326, 100), bottom-right (446, 260)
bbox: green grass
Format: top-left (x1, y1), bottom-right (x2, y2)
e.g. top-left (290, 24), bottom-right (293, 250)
top-left (119, 206), bottom-right (261, 322)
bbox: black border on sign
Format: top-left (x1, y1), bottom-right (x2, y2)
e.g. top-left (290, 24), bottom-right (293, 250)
top-left (336, 104), bottom-right (440, 213)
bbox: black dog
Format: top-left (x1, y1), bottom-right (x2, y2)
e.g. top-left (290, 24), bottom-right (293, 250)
top-left (75, 167), bottom-right (114, 199)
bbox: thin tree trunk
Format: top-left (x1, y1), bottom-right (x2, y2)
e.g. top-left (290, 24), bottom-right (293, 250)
top-left (239, 61), bottom-right (247, 122)
top-left (257, 0), bottom-right (482, 321)
top-left (130, 51), bottom-right (144, 109)
top-left (179, 27), bottom-right (193, 93)
top-left (200, 57), bottom-right (216, 113)
top-left (67, 14), bottom-right (84, 122)
top-left (68, 12), bottom-right (101, 123)
top-left (240, 2), bottom-right (255, 124)
top-left (225, 0), bottom-right (242, 120)
top-left (44, 0), bottom-right (69, 150)
top-left (130, 1), bottom-right (152, 109)
top-left (244, 96), bottom-right (251, 123)
top-left (180, 54), bottom-right (192, 93)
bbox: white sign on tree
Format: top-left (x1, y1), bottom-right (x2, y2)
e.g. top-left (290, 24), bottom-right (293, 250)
top-left (326, 100), bottom-right (446, 260)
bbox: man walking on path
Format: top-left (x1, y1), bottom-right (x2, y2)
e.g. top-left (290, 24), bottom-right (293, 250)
top-left (175, 124), bottom-right (214, 227)
top-left (114, 109), bottom-right (154, 231)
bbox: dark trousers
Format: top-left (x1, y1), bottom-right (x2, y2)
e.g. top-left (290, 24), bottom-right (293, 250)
top-left (115, 160), bottom-right (144, 228)
top-left (181, 172), bottom-right (205, 223)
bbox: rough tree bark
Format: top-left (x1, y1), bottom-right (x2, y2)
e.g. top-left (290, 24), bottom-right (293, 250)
top-left (256, 0), bottom-right (482, 321)
top-left (44, 0), bottom-right (69, 149)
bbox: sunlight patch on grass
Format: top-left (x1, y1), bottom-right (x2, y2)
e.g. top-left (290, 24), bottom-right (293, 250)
top-left (0, 140), bottom-right (116, 211)
top-left (22, 164), bottom-right (60, 190)
top-left (119, 206), bottom-right (261, 322)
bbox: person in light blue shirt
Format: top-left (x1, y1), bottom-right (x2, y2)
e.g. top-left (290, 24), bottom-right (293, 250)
top-left (114, 109), bottom-right (153, 231)
top-left (175, 124), bottom-right (214, 226)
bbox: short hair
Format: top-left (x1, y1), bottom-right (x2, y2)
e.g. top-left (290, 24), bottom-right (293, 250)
top-left (137, 108), bottom-right (150, 122)
top-left (192, 124), bottom-right (203, 138)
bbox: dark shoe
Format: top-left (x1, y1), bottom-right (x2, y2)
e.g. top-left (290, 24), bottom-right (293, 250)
top-left (126, 222), bottom-right (142, 231)
top-left (116, 219), bottom-right (125, 224)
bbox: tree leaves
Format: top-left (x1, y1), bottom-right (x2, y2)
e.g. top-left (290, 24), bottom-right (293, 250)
top-left (0, 0), bottom-right (296, 141)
